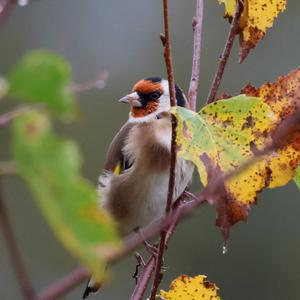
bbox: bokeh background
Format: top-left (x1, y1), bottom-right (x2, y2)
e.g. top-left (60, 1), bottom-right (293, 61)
top-left (1, 0), bottom-right (300, 299)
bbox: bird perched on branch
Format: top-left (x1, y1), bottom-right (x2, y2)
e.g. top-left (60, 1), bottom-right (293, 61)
top-left (83, 77), bottom-right (194, 298)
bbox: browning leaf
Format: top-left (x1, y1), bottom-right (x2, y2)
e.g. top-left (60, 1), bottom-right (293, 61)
top-left (158, 274), bottom-right (221, 300)
top-left (175, 66), bottom-right (300, 238)
top-left (242, 66), bottom-right (300, 188)
top-left (218, 0), bottom-right (286, 62)
top-left (173, 96), bottom-right (275, 238)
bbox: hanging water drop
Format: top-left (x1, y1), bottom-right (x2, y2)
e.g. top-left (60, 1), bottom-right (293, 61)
top-left (222, 239), bottom-right (229, 254)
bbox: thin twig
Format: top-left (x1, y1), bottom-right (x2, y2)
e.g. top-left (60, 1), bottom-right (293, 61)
top-left (206, 0), bottom-right (244, 104)
top-left (188, 0), bottom-right (204, 111)
top-left (68, 71), bottom-right (108, 94)
top-left (36, 267), bottom-right (88, 300)
top-left (0, 178), bottom-right (36, 300)
top-left (130, 256), bottom-right (156, 300)
top-left (0, 0), bottom-right (16, 27)
top-left (130, 195), bottom-right (204, 300)
top-left (149, 1), bottom-right (177, 299)
top-left (0, 106), bottom-right (29, 128)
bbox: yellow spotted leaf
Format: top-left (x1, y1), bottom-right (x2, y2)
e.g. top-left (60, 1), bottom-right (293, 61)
top-left (158, 275), bottom-right (221, 300)
top-left (218, 0), bottom-right (286, 62)
top-left (241, 66), bottom-right (300, 189)
top-left (174, 95), bottom-right (276, 236)
top-left (175, 66), bottom-right (300, 238)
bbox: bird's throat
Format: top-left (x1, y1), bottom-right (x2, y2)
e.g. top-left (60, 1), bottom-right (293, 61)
top-left (131, 101), bottom-right (159, 118)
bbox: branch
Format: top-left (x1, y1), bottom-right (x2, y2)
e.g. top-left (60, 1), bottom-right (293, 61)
top-left (0, 106), bottom-right (29, 128)
top-left (68, 71), bottom-right (108, 94)
top-left (148, 1), bottom-right (178, 299)
top-left (0, 0), bottom-right (16, 27)
top-left (206, 0), bottom-right (244, 104)
top-left (0, 178), bottom-right (35, 300)
top-left (130, 195), bottom-right (204, 300)
top-left (188, 0), bottom-right (204, 111)
top-left (130, 256), bottom-right (156, 300)
top-left (36, 267), bottom-right (88, 300)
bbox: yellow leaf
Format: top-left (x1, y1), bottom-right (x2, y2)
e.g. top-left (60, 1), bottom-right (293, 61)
top-left (175, 66), bottom-right (300, 236)
top-left (174, 96), bottom-right (276, 230)
top-left (158, 274), bottom-right (221, 300)
top-left (241, 66), bottom-right (300, 188)
top-left (218, 0), bottom-right (286, 61)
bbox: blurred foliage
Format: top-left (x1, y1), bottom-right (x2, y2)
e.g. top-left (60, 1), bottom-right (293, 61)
top-left (4, 51), bottom-right (121, 280)
top-left (9, 51), bottom-right (76, 117)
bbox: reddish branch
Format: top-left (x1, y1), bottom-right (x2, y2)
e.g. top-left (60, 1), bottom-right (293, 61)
top-left (149, 1), bottom-right (178, 299)
top-left (206, 0), bottom-right (244, 104)
top-left (0, 0), bottom-right (16, 26)
top-left (68, 71), bottom-right (108, 94)
top-left (36, 267), bottom-right (88, 300)
top-left (0, 106), bottom-right (29, 128)
top-left (0, 178), bottom-right (35, 300)
top-left (188, 0), bottom-right (204, 111)
top-left (130, 256), bottom-right (156, 300)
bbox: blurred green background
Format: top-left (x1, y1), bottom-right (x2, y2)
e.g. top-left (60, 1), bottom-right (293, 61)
top-left (1, 0), bottom-right (300, 299)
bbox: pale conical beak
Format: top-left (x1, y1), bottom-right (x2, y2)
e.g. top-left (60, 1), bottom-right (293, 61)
top-left (118, 92), bottom-right (142, 107)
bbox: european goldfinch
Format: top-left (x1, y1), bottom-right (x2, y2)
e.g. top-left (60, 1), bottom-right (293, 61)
top-left (83, 77), bottom-right (194, 298)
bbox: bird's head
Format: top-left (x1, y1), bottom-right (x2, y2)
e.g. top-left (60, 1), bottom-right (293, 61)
top-left (119, 77), bottom-right (188, 123)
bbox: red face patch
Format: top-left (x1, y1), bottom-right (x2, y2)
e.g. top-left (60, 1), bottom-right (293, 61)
top-left (131, 101), bottom-right (159, 118)
top-left (133, 80), bottom-right (163, 94)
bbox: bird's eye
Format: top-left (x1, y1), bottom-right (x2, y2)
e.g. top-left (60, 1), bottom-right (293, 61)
top-left (151, 91), bottom-right (161, 100)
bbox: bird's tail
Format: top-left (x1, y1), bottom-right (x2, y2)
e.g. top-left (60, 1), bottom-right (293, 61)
top-left (82, 277), bottom-right (102, 299)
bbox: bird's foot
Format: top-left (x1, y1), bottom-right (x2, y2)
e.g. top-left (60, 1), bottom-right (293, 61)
top-left (132, 252), bottom-right (146, 283)
top-left (134, 227), bottom-right (159, 257)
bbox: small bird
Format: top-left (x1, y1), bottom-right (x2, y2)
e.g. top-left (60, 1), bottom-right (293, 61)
top-left (82, 77), bottom-right (194, 298)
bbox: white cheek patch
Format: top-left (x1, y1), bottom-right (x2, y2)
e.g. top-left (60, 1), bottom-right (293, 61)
top-left (128, 112), bottom-right (157, 123)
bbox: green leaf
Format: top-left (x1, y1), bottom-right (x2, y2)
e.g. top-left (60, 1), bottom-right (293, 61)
top-left (12, 111), bottom-right (121, 280)
top-left (9, 51), bottom-right (75, 116)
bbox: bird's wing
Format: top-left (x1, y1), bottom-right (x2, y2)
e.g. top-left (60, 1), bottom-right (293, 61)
top-left (104, 122), bottom-right (134, 174)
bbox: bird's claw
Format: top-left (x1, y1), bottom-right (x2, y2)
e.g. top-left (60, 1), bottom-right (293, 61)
top-left (132, 252), bottom-right (146, 283)
top-left (134, 227), bottom-right (159, 256)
